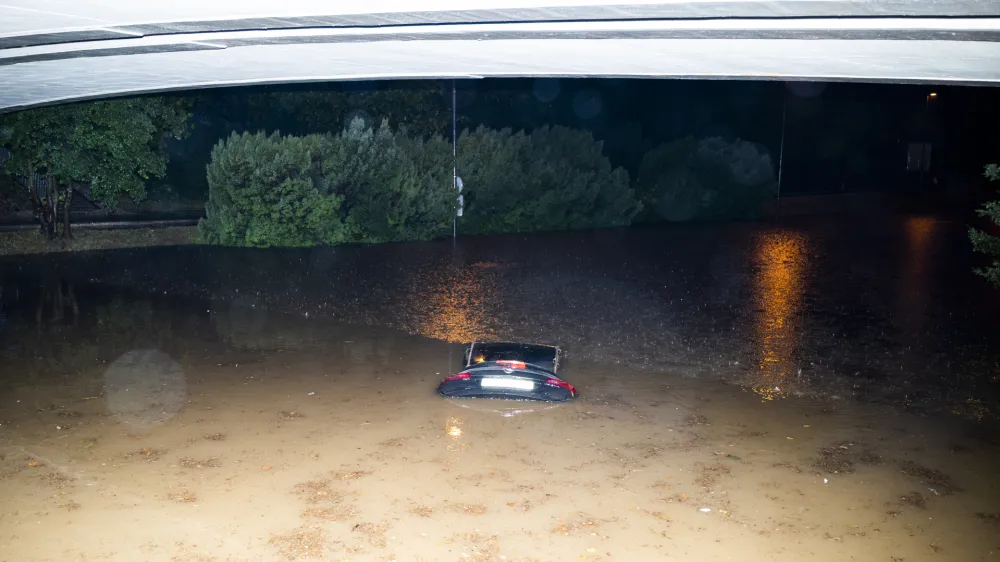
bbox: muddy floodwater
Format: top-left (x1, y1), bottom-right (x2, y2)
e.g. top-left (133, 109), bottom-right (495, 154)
top-left (1, 215), bottom-right (1000, 561)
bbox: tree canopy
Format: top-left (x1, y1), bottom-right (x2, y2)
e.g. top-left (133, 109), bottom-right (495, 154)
top-left (0, 96), bottom-right (190, 236)
top-left (636, 137), bottom-right (776, 222)
top-left (970, 164), bottom-right (1000, 285)
top-left (199, 121), bottom-right (641, 247)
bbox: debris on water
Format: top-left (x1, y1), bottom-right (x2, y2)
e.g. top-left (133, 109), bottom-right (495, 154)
top-left (699, 507), bottom-right (712, 513)
top-left (178, 457), bottom-right (221, 469)
top-left (636, 508), bottom-right (673, 522)
top-left (552, 514), bottom-right (605, 535)
top-left (293, 479), bottom-right (342, 504)
top-left (302, 505), bottom-right (357, 521)
top-left (859, 451), bottom-right (884, 465)
top-left (773, 461), bottom-right (803, 473)
top-left (352, 521), bottom-right (388, 547)
top-left (410, 505), bottom-right (434, 517)
top-left (813, 442), bottom-right (858, 474)
top-left (899, 492), bottom-right (927, 509)
top-left (695, 463), bottom-right (732, 488)
top-left (975, 512), bottom-right (1000, 523)
top-left (684, 414), bottom-right (709, 426)
top-left (307, 392), bottom-right (315, 396)
top-left (332, 469), bottom-right (371, 481)
top-left (269, 526), bottom-right (327, 560)
top-left (446, 532), bottom-right (500, 562)
top-left (449, 502), bottom-right (488, 515)
top-left (35, 471), bottom-right (72, 488)
top-left (168, 490), bottom-right (198, 503)
top-left (899, 461), bottom-right (959, 494)
top-left (122, 448), bottom-right (165, 461)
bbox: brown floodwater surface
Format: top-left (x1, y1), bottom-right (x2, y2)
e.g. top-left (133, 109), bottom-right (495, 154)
top-left (1, 292), bottom-right (998, 561)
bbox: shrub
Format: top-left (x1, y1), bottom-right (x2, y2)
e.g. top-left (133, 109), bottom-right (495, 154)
top-left (330, 119), bottom-right (455, 243)
top-left (458, 125), bottom-right (640, 234)
top-left (201, 122), bottom-right (641, 247)
top-left (637, 137), bottom-right (776, 222)
top-left (200, 121), bottom-right (457, 247)
top-left (970, 163), bottom-right (1000, 286)
top-left (199, 131), bottom-right (348, 247)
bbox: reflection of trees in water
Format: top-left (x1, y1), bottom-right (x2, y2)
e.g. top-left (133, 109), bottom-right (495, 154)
top-left (7, 282), bottom-right (178, 384)
top-left (103, 348), bottom-right (186, 429)
top-left (210, 295), bottom-right (270, 350)
top-left (34, 277), bottom-right (79, 332)
top-left (209, 296), bottom-right (396, 361)
top-left (93, 297), bottom-right (169, 347)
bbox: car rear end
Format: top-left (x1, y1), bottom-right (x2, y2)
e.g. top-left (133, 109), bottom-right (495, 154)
top-left (438, 359), bottom-right (577, 402)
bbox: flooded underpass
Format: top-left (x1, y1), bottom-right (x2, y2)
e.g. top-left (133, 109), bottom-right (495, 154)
top-left (2, 214), bottom-right (1000, 561)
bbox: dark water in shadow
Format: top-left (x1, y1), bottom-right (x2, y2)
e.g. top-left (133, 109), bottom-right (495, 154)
top-left (2, 213), bottom-right (999, 418)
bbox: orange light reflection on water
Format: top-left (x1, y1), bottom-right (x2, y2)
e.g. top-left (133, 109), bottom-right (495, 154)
top-left (415, 263), bottom-right (500, 343)
top-left (751, 231), bottom-right (809, 400)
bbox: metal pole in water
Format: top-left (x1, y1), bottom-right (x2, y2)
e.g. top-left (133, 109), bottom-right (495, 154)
top-left (452, 79), bottom-right (458, 241)
top-left (775, 86), bottom-right (788, 217)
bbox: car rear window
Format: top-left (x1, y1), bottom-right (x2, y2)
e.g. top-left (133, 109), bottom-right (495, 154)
top-left (469, 342), bottom-right (558, 371)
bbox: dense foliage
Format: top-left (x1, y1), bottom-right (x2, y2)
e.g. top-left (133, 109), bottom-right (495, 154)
top-left (970, 164), bottom-right (1000, 285)
top-left (0, 97), bottom-right (190, 237)
top-left (200, 132), bottom-right (348, 247)
top-left (200, 121), bottom-right (641, 247)
top-left (636, 137), bottom-right (776, 222)
top-left (458, 126), bottom-right (640, 234)
top-left (199, 120), bottom-right (457, 247)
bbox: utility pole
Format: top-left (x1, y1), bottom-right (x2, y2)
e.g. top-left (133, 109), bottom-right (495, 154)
top-left (775, 86), bottom-right (788, 217)
top-left (452, 79), bottom-right (458, 240)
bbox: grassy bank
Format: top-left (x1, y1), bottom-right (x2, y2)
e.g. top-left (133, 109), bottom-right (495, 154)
top-left (0, 226), bottom-right (199, 256)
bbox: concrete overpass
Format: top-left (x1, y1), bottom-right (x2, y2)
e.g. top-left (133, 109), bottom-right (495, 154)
top-left (1, 1), bottom-right (998, 113)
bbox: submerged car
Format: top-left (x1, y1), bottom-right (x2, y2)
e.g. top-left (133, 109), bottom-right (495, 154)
top-left (437, 342), bottom-right (577, 402)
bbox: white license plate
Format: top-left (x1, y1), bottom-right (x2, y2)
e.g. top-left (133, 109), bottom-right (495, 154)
top-left (481, 378), bottom-right (535, 391)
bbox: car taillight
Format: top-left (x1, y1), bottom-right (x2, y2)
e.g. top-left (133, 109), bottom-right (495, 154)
top-left (545, 377), bottom-right (576, 396)
top-left (442, 372), bottom-right (471, 383)
top-left (497, 360), bottom-right (526, 370)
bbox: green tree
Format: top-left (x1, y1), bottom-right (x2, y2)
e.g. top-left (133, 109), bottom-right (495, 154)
top-left (637, 137), bottom-right (776, 222)
top-left (199, 131), bottom-right (349, 247)
top-left (325, 119), bottom-right (456, 243)
top-left (200, 122), bottom-right (640, 248)
top-left (458, 126), bottom-right (640, 234)
top-left (201, 119), bottom-right (457, 247)
top-left (0, 97), bottom-right (190, 238)
top-left (970, 164), bottom-right (1000, 285)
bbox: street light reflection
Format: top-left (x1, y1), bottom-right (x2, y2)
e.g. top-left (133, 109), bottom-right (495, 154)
top-left (415, 263), bottom-right (499, 343)
top-left (751, 231), bottom-right (809, 400)
top-left (446, 416), bottom-right (465, 438)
